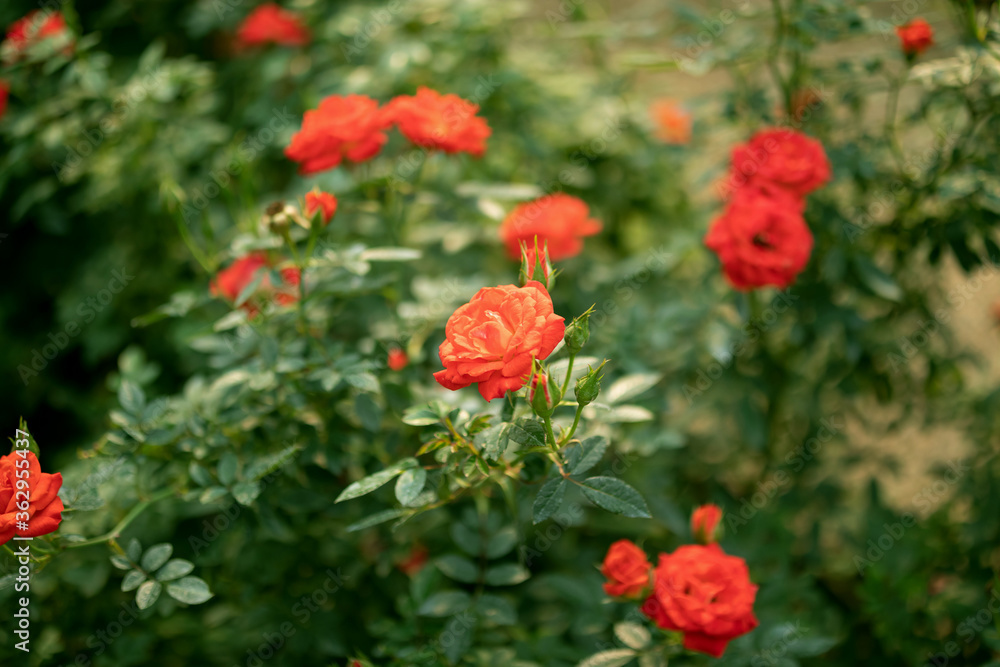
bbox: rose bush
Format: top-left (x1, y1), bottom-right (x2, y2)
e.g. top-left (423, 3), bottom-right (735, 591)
top-left (3, 0), bottom-right (1000, 666)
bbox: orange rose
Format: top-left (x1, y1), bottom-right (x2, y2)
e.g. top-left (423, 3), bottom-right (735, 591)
top-left (649, 100), bottom-right (692, 145)
top-left (601, 540), bottom-right (651, 598)
top-left (434, 282), bottom-right (565, 401)
top-left (305, 190), bottom-right (338, 224)
top-left (641, 544), bottom-right (758, 657)
top-left (285, 95), bottom-right (391, 175)
top-left (210, 253), bottom-right (300, 316)
top-left (387, 348), bottom-right (409, 371)
top-left (499, 194), bottom-right (602, 262)
top-left (384, 87), bottom-right (491, 157)
top-left (236, 3), bottom-right (309, 48)
top-left (0, 450), bottom-right (64, 544)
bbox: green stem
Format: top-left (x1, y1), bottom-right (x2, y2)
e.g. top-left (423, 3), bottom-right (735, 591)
top-left (560, 352), bottom-right (577, 397)
top-left (63, 488), bottom-right (176, 550)
top-left (561, 403), bottom-right (585, 446)
top-left (174, 214), bottom-right (213, 274)
top-left (542, 416), bottom-right (558, 450)
top-left (768, 0), bottom-right (791, 115)
top-left (884, 75), bottom-right (906, 171)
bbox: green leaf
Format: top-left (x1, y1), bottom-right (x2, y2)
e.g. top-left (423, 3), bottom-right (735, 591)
top-left (155, 559), bottom-right (195, 582)
top-left (605, 373), bottom-right (661, 404)
top-left (135, 580), bottom-right (162, 610)
top-left (165, 576), bottom-right (213, 604)
top-left (501, 419), bottom-right (546, 453)
top-left (218, 452), bottom-right (238, 486)
top-left (577, 649), bottom-right (637, 667)
top-left (532, 477), bottom-right (567, 524)
top-left (854, 256), bottom-right (903, 302)
top-left (475, 594), bottom-right (517, 625)
top-left (395, 467), bottom-right (427, 506)
top-left (121, 570), bottom-right (146, 592)
top-left (232, 481), bottom-right (262, 506)
top-left (567, 436), bottom-right (609, 476)
top-left (401, 402), bottom-right (447, 426)
top-left (118, 380), bottom-right (146, 416)
top-left (110, 555), bottom-right (132, 570)
top-left (485, 526), bottom-right (519, 559)
top-left (416, 590), bottom-right (471, 617)
top-left (126, 538), bottom-right (142, 562)
top-left (346, 509), bottom-right (408, 532)
top-left (476, 423), bottom-right (507, 462)
top-left (435, 555), bottom-right (479, 583)
top-left (614, 622), bottom-right (651, 650)
top-left (360, 247), bottom-right (422, 261)
top-left (484, 563), bottom-right (530, 586)
top-left (450, 522), bottom-right (483, 556)
top-left (336, 458), bottom-right (418, 502)
top-left (580, 477), bottom-right (651, 518)
top-left (189, 462), bottom-right (214, 487)
top-left (244, 445), bottom-right (301, 481)
top-left (140, 543), bottom-right (173, 572)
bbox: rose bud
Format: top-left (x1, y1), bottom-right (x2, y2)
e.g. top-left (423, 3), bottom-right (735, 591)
top-left (691, 504), bottom-right (723, 544)
top-left (304, 188), bottom-right (338, 226)
top-left (519, 238), bottom-right (554, 290)
top-left (528, 367), bottom-right (561, 418)
top-left (388, 348), bottom-right (409, 371)
top-left (601, 539), bottom-right (652, 598)
top-left (563, 305), bottom-right (594, 355)
top-left (574, 359), bottom-right (608, 407)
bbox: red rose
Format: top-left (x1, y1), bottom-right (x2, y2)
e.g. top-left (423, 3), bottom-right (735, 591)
top-left (641, 544), bottom-right (759, 658)
top-left (0, 450), bottom-right (64, 544)
top-left (601, 540), bottom-right (651, 598)
top-left (730, 128), bottom-right (830, 198)
top-left (305, 190), bottom-right (338, 225)
top-left (897, 19), bottom-right (933, 57)
top-left (3, 11), bottom-right (72, 62)
top-left (397, 544), bottom-right (427, 576)
top-left (210, 253), bottom-right (300, 315)
top-left (236, 4), bottom-right (309, 48)
top-left (704, 186), bottom-right (813, 290)
top-left (691, 504), bottom-right (722, 544)
top-left (387, 348), bottom-right (409, 371)
top-left (434, 281), bottom-right (565, 401)
top-left (285, 95), bottom-right (391, 175)
top-left (384, 87), bottom-right (491, 157)
top-left (500, 194), bottom-right (602, 262)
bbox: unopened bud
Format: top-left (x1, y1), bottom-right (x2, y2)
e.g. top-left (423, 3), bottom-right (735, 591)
top-left (519, 238), bottom-right (555, 290)
top-left (529, 368), bottom-right (560, 418)
top-left (574, 359), bottom-right (608, 406)
top-left (564, 305), bottom-right (594, 354)
top-left (691, 504), bottom-right (723, 544)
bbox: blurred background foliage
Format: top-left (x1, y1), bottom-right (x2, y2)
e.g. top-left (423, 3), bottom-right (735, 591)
top-left (2, 0), bottom-right (1000, 665)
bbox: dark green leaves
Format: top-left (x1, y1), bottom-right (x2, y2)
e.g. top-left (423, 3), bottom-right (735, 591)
top-left (566, 436), bottom-right (609, 476)
top-left (579, 477), bottom-right (651, 518)
top-left (395, 467), bottom-right (427, 506)
top-left (417, 591), bottom-right (471, 617)
top-left (532, 477), bottom-right (568, 524)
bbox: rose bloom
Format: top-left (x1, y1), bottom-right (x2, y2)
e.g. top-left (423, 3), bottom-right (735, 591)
top-left (236, 3), bottom-right (309, 48)
top-left (387, 348), bottom-right (409, 371)
top-left (897, 19), bottom-right (933, 56)
top-left (601, 540), bottom-right (651, 598)
top-left (285, 95), bottom-right (391, 175)
top-left (649, 100), bottom-right (692, 145)
top-left (691, 504), bottom-right (722, 544)
top-left (305, 190), bottom-right (338, 224)
top-left (210, 253), bottom-right (300, 316)
top-left (705, 185), bottom-right (813, 290)
top-left (0, 450), bottom-right (64, 545)
top-left (730, 128), bottom-right (830, 198)
top-left (384, 87), bottom-right (491, 157)
top-left (434, 281), bottom-right (565, 401)
top-left (500, 194), bottom-right (602, 262)
top-left (641, 544), bottom-right (759, 657)
top-left (3, 11), bottom-right (71, 62)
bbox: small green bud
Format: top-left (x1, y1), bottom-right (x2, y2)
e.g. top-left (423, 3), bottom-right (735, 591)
top-left (574, 359), bottom-right (609, 406)
top-left (564, 305), bottom-right (595, 354)
top-left (528, 367), bottom-right (561, 418)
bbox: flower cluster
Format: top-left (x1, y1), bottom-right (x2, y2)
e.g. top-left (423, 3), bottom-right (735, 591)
top-left (210, 252), bottom-right (301, 319)
top-left (601, 506), bottom-right (758, 658)
top-left (284, 88), bottom-right (491, 175)
top-left (706, 128), bottom-right (829, 290)
top-left (1, 10), bottom-right (72, 64)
